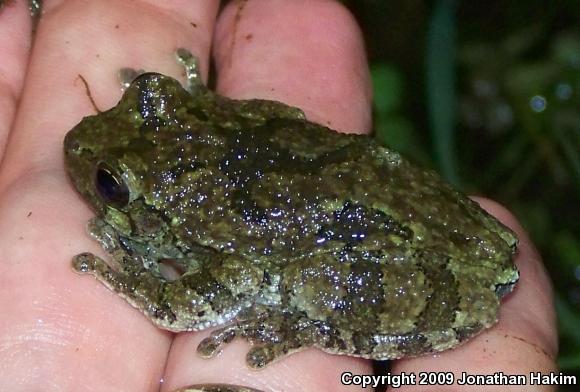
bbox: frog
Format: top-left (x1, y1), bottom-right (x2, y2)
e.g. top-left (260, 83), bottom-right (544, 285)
top-left (63, 49), bottom-right (519, 369)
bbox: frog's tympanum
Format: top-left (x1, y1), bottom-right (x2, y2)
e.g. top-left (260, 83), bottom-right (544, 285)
top-left (64, 50), bottom-right (519, 369)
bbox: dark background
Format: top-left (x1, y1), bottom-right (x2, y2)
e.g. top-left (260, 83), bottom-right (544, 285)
top-left (343, 0), bottom-right (579, 389)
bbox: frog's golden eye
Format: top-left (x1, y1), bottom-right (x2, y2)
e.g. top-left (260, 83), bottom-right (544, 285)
top-left (95, 163), bottom-right (129, 207)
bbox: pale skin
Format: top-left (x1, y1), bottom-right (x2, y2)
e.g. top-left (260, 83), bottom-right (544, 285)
top-left (0, 0), bottom-right (558, 391)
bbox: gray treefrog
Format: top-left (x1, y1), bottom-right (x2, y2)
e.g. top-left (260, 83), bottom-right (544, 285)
top-left (63, 50), bottom-right (519, 369)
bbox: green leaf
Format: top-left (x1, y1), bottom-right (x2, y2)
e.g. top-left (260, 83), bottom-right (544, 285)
top-left (426, 0), bottom-right (459, 185)
top-left (371, 63), bottom-right (403, 115)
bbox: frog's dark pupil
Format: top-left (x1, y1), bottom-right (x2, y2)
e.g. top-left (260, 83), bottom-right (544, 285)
top-left (95, 165), bottom-right (129, 206)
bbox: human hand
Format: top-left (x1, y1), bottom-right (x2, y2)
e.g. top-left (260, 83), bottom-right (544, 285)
top-left (0, 1), bottom-right (557, 391)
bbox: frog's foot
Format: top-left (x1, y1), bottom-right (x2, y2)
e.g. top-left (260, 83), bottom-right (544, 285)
top-left (197, 313), bottom-right (317, 369)
top-left (197, 325), bottom-right (238, 358)
top-left (118, 67), bottom-right (145, 91)
top-left (175, 48), bottom-right (203, 92)
top-left (245, 341), bottom-right (306, 369)
top-left (197, 324), bottom-right (305, 369)
top-left (117, 49), bottom-right (201, 93)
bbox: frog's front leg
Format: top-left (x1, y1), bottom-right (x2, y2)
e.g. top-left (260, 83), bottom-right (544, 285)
top-left (72, 252), bottom-right (263, 332)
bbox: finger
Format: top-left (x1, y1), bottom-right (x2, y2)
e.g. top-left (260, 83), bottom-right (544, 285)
top-left (163, 1), bottom-right (372, 391)
top-left (390, 198), bottom-right (557, 392)
top-left (0, 0), bottom-right (33, 160)
top-left (213, 0), bottom-right (372, 133)
top-left (0, 0), bottom-right (219, 189)
top-left (0, 1), bottom-right (220, 390)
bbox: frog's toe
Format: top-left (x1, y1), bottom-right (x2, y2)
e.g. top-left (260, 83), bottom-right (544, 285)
top-left (197, 336), bottom-right (222, 358)
top-left (175, 47), bottom-right (203, 92)
top-left (246, 345), bottom-right (274, 369)
top-left (72, 252), bottom-right (101, 273)
top-left (118, 68), bottom-right (143, 90)
top-left (197, 327), bottom-right (237, 358)
top-left (246, 342), bottom-right (299, 369)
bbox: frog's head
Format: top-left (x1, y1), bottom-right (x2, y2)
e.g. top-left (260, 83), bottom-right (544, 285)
top-left (64, 73), bottom-right (194, 243)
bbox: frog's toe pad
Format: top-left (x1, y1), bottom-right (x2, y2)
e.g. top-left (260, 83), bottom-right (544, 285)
top-left (197, 336), bottom-right (223, 358)
top-left (246, 346), bottom-right (278, 369)
top-left (72, 253), bottom-right (99, 273)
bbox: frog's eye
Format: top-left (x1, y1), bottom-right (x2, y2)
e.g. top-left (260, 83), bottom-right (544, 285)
top-left (95, 163), bottom-right (129, 207)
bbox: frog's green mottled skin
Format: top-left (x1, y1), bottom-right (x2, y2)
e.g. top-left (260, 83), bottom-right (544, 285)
top-left (64, 51), bottom-right (519, 369)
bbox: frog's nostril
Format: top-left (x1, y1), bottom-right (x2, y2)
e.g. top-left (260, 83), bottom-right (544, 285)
top-left (69, 141), bottom-right (80, 152)
top-left (64, 134), bottom-right (80, 153)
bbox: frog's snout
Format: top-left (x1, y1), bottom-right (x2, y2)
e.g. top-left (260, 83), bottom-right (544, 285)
top-left (63, 132), bottom-right (80, 155)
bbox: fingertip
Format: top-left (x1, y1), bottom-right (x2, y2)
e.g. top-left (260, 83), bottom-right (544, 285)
top-left (472, 197), bottom-right (557, 352)
top-left (0, 0), bottom-right (32, 160)
top-left (213, 0), bottom-right (372, 133)
top-left (470, 197), bottom-right (521, 233)
top-left (388, 197), bottom-right (558, 385)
